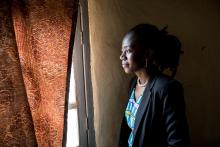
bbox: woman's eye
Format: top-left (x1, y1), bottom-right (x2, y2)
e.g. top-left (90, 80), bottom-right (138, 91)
top-left (121, 49), bottom-right (133, 54)
top-left (126, 50), bottom-right (132, 53)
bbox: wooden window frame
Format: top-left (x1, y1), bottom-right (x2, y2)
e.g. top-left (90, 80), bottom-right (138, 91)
top-left (63, 0), bottom-right (96, 146)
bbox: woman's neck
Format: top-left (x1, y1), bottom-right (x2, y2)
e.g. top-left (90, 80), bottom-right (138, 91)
top-left (135, 68), bottom-right (150, 84)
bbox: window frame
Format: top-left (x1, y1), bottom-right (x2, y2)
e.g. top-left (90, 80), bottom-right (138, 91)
top-left (63, 0), bottom-right (96, 146)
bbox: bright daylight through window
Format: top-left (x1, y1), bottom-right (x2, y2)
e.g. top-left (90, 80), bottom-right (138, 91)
top-left (66, 64), bottom-right (79, 147)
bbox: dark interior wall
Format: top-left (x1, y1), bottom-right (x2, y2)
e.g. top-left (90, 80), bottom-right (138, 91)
top-left (88, 0), bottom-right (220, 147)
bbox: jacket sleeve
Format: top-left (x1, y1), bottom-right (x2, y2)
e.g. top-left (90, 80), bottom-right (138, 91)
top-left (160, 80), bottom-right (190, 147)
top-left (119, 116), bottom-right (130, 147)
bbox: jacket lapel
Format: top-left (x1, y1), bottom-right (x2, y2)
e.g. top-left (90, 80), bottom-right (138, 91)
top-left (132, 74), bottom-right (158, 141)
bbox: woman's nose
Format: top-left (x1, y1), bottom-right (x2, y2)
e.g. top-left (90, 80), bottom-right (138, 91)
top-left (120, 52), bottom-right (126, 60)
top-left (120, 53), bottom-right (124, 60)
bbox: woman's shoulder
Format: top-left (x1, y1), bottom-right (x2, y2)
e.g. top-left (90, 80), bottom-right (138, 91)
top-left (153, 73), bottom-right (183, 92)
top-left (129, 76), bottom-right (137, 86)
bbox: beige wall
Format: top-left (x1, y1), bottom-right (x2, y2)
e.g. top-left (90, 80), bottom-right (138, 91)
top-left (88, 0), bottom-right (220, 146)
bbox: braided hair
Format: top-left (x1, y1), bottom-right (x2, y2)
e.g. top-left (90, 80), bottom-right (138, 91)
top-left (128, 24), bottom-right (183, 78)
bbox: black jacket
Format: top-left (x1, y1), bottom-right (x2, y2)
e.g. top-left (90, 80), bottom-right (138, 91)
top-left (119, 73), bottom-right (190, 147)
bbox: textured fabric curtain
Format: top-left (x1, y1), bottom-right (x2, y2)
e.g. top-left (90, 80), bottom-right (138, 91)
top-left (0, 0), bottom-right (37, 146)
top-left (0, 0), bottom-right (78, 146)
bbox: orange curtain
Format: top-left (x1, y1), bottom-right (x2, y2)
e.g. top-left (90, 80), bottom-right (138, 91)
top-left (0, 0), bottom-right (78, 146)
top-left (0, 0), bottom-right (37, 146)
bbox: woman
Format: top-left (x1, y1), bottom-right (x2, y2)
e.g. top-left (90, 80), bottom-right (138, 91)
top-left (119, 24), bottom-right (190, 147)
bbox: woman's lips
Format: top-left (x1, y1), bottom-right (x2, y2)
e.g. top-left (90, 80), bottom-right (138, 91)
top-left (122, 63), bottom-right (129, 68)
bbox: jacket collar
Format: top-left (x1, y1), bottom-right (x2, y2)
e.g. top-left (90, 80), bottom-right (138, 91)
top-left (130, 73), bottom-right (158, 142)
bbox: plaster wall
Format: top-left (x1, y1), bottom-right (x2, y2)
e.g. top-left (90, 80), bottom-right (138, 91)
top-left (88, 0), bottom-right (220, 146)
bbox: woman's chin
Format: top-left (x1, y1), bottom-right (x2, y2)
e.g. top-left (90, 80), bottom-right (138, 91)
top-left (123, 68), bottom-right (132, 74)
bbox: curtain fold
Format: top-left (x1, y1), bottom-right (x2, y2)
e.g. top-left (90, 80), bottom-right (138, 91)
top-left (0, 0), bottom-right (78, 146)
top-left (0, 0), bottom-right (37, 146)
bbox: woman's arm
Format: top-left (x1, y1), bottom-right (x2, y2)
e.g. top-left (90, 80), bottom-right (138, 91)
top-left (161, 80), bottom-right (190, 147)
top-left (119, 116), bottom-right (130, 147)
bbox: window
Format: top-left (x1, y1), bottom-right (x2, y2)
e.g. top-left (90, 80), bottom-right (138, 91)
top-left (66, 64), bottom-right (79, 147)
top-left (63, 1), bottom-right (95, 147)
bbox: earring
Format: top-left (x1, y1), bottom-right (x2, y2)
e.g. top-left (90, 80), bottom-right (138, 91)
top-left (145, 59), bottom-right (148, 68)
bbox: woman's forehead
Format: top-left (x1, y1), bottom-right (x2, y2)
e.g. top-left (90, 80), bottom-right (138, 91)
top-left (122, 33), bottom-right (137, 48)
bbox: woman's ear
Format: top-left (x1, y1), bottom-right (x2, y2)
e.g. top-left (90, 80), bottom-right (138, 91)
top-left (144, 49), bottom-right (154, 60)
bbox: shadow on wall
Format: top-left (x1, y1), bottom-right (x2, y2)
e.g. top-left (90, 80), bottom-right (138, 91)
top-left (88, 0), bottom-right (220, 147)
top-left (204, 141), bottom-right (220, 147)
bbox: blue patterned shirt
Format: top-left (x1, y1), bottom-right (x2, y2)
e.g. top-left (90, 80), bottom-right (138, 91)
top-left (125, 88), bottom-right (143, 147)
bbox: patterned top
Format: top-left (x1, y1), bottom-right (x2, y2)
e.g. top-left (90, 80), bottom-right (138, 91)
top-left (125, 88), bottom-right (143, 147)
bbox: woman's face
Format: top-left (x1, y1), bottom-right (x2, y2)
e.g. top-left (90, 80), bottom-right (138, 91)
top-left (120, 33), bottom-right (146, 74)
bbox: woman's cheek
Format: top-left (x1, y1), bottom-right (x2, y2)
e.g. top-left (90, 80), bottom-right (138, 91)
top-left (128, 53), bottom-right (135, 62)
